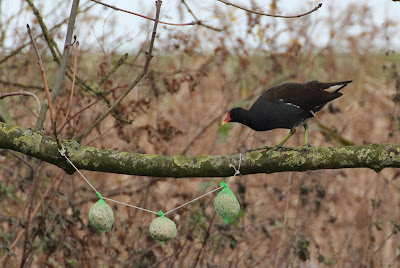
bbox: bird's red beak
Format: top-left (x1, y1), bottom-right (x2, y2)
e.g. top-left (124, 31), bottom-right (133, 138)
top-left (221, 113), bottom-right (231, 126)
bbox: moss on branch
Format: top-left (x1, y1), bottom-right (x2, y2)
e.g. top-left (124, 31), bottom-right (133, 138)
top-left (0, 122), bottom-right (399, 177)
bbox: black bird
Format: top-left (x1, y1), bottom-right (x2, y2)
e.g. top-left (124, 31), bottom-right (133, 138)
top-left (222, 80), bottom-right (352, 149)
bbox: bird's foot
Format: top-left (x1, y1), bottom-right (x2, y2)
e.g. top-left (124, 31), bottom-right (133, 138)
top-left (246, 146), bottom-right (275, 153)
top-left (302, 143), bottom-right (314, 149)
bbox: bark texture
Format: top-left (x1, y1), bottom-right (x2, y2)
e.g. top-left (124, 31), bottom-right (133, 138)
top-left (0, 122), bottom-right (398, 177)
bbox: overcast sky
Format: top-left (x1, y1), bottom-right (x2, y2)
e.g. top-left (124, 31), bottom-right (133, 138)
top-left (2, 0), bottom-right (400, 52)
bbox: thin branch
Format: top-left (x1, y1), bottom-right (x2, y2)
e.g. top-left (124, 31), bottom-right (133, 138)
top-left (76, 0), bottom-right (163, 143)
top-left (58, 99), bottom-right (98, 133)
top-left (181, 111), bottom-right (225, 154)
top-left (33, 0), bottom-right (80, 131)
top-left (0, 91), bottom-right (41, 115)
top-left (0, 172), bottom-right (64, 266)
top-left (60, 41), bottom-right (79, 133)
top-left (58, 85), bottom-right (127, 133)
top-left (27, 25), bottom-right (53, 123)
top-left (0, 17), bottom-right (69, 65)
top-left (90, 0), bottom-right (198, 27)
top-left (217, 0), bottom-right (322, 18)
top-left (193, 214), bottom-right (215, 267)
top-left (0, 80), bottom-right (45, 91)
top-left (181, 0), bottom-right (224, 31)
top-left (27, 25), bottom-right (61, 150)
top-left (23, 0), bottom-right (138, 126)
top-left (23, 1), bottom-right (98, 98)
top-left (317, 123), bottom-right (354, 146)
top-left (25, 0), bottom-right (60, 64)
top-left (20, 170), bottom-right (38, 268)
top-left (98, 53), bottom-right (128, 86)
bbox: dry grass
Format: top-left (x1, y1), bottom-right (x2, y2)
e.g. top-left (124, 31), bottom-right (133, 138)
top-left (1, 1), bottom-right (400, 267)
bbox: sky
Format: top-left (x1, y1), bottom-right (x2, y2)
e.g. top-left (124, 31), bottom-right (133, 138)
top-left (1, 0), bottom-right (400, 53)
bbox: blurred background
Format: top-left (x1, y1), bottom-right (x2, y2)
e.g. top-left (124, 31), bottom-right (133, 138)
top-left (1, 0), bottom-right (400, 267)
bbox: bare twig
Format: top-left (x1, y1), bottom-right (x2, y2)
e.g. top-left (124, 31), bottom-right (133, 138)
top-left (20, 170), bottom-right (38, 268)
top-left (58, 99), bottom-right (98, 133)
top-left (25, 0), bottom-right (60, 63)
top-left (90, 0), bottom-right (198, 27)
top-left (23, 1), bottom-right (98, 98)
top-left (217, 0), bottom-right (322, 18)
top-left (58, 85), bottom-right (126, 133)
top-left (60, 41), bottom-right (79, 133)
top-left (98, 53), bottom-right (128, 86)
top-left (25, 0), bottom-right (134, 126)
top-left (76, 0), bottom-right (163, 143)
top-left (181, 111), bottom-right (224, 154)
top-left (193, 214), bottom-right (215, 267)
top-left (0, 91), bottom-right (41, 115)
top-left (34, 0), bottom-right (80, 132)
top-left (181, 0), bottom-right (224, 31)
top-left (0, 16), bottom-right (71, 65)
top-left (274, 172), bottom-right (293, 267)
top-left (27, 25), bottom-right (61, 150)
top-left (24, 0), bottom-right (136, 126)
top-left (317, 123), bottom-right (354, 146)
top-left (0, 172), bottom-right (65, 266)
top-left (0, 80), bottom-right (45, 91)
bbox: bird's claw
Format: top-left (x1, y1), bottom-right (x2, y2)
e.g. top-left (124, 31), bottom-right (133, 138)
top-left (302, 143), bottom-right (314, 149)
top-left (246, 146), bottom-right (274, 153)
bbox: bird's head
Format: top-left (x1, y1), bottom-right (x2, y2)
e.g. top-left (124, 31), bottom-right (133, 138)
top-left (221, 108), bottom-right (243, 126)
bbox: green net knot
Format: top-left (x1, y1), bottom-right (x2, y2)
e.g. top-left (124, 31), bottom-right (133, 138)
top-left (219, 181), bottom-right (228, 188)
top-left (96, 191), bottom-right (103, 199)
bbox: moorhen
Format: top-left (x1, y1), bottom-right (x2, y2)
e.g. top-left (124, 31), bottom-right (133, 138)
top-left (222, 80), bottom-right (352, 149)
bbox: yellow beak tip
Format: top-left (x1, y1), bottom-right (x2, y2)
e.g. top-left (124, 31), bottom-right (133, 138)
top-left (221, 121), bottom-right (228, 126)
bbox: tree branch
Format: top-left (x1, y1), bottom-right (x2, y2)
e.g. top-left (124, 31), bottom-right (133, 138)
top-left (76, 0), bottom-right (162, 142)
top-left (0, 91), bottom-right (41, 115)
top-left (33, 0), bottom-right (80, 131)
top-left (90, 0), bottom-right (200, 27)
top-left (217, 0), bottom-right (322, 18)
top-left (0, 122), bottom-right (398, 178)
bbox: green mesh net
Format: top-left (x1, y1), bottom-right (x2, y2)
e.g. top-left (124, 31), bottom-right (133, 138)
top-left (214, 182), bottom-right (240, 223)
top-left (88, 193), bottom-right (114, 233)
top-left (149, 211), bottom-right (177, 244)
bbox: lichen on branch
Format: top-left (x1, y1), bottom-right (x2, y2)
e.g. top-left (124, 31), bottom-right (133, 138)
top-left (0, 122), bottom-right (399, 178)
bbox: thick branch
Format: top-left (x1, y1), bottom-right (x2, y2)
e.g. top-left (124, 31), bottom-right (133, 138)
top-left (1, 122), bottom-right (399, 178)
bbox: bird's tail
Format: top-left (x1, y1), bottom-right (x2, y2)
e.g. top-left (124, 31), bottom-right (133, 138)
top-left (322, 80), bottom-right (353, 93)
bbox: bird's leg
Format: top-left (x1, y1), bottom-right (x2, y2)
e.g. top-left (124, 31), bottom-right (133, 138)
top-left (303, 123), bottom-right (309, 147)
top-left (246, 127), bottom-right (296, 153)
top-left (275, 127), bottom-right (296, 148)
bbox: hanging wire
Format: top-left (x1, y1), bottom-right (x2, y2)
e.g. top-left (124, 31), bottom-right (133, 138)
top-left (164, 186), bottom-right (225, 216)
top-left (227, 153), bottom-right (242, 185)
top-left (59, 147), bottom-right (98, 193)
top-left (103, 197), bottom-right (159, 215)
top-left (59, 146), bottom-right (242, 217)
top-left (164, 153), bottom-right (242, 215)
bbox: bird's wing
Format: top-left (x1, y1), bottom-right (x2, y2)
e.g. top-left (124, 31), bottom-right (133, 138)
top-left (256, 82), bottom-right (349, 112)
